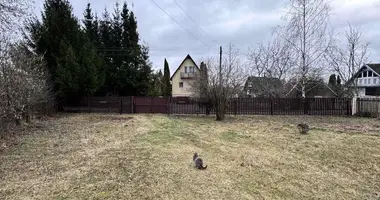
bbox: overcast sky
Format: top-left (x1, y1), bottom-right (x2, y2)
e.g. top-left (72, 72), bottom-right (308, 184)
top-left (33, 0), bottom-right (380, 75)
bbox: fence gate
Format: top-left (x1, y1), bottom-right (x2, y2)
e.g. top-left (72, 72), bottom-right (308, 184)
top-left (134, 97), bottom-right (169, 114)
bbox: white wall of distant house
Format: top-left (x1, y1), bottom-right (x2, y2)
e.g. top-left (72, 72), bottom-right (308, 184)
top-left (354, 69), bottom-right (380, 87)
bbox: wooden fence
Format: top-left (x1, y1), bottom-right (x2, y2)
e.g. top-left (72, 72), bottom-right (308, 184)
top-left (355, 97), bottom-right (380, 117)
top-left (169, 97), bottom-right (352, 116)
top-left (63, 96), bottom-right (167, 114)
top-left (63, 96), bottom-right (352, 116)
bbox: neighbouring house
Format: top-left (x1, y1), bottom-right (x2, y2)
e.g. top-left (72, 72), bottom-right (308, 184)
top-left (285, 79), bottom-right (338, 98)
top-left (345, 63), bottom-right (380, 97)
top-left (243, 76), bottom-right (284, 97)
top-left (170, 54), bottom-right (200, 97)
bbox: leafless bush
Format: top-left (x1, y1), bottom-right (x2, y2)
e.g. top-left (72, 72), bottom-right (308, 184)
top-left (248, 33), bottom-right (294, 81)
top-left (0, 0), bottom-right (53, 132)
top-left (191, 44), bottom-right (247, 121)
top-left (247, 32), bottom-right (295, 97)
top-left (0, 41), bottom-right (54, 131)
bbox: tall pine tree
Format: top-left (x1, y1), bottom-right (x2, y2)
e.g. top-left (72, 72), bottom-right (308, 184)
top-left (162, 58), bottom-right (171, 96)
top-left (83, 3), bottom-right (101, 47)
top-left (136, 44), bottom-right (153, 95)
top-left (25, 0), bottom-right (103, 107)
top-left (98, 8), bottom-right (115, 95)
top-left (328, 74), bottom-right (337, 86)
top-left (337, 75), bottom-right (342, 86)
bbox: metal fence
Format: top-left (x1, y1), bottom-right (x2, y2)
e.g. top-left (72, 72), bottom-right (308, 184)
top-left (63, 96), bottom-right (353, 116)
top-left (169, 97), bottom-right (352, 116)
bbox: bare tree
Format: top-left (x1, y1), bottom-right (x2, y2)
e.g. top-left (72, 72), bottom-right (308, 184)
top-left (1, 42), bottom-right (53, 128)
top-left (326, 23), bottom-right (370, 97)
top-left (247, 32), bottom-right (295, 97)
top-left (0, 0), bottom-right (31, 34)
top-left (0, 0), bottom-right (52, 131)
top-left (191, 44), bottom-right (247, 121)
top-left (277, 0), bottom-right (333, 97)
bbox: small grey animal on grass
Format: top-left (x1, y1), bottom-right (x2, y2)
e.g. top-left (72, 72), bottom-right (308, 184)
top-left (193, 153), bottom-right (207, 170)
top-left (297, 123), bottom-right (309, 134)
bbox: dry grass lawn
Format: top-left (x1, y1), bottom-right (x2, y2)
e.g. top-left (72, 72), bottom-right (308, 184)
top-left (1, 114), bottom-right (380, 200)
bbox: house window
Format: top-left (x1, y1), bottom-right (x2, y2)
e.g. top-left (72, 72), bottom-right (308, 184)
top-left (189, 66), bottom-right (194, 73)
top-left (368, 79), bottom-right (371, 84)
top-left (179, 82), bottom-right (184, 88)
top-left (359, 79), bottom-right (362, 84)
top-left (374, 79), bottom-right (377, 84)
top-left (364, 79), bottom-right (367, 84)
top-left (184, 66), bottom-right (188, 73)
top-left (368, 71), bottom-right (373, 77)
top-left (248, 82), bottom-right (253, 88)
top-left (363, 71), bottom-right (368, 77)
top-left (359, 73), bottom-right (363, 78)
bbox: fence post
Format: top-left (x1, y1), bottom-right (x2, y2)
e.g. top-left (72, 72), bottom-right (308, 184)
top-left (234, 99), bottom-right (238, 116)
top-left (132, 96), bottom-right (135, 114)
top-left (167, 97), bottom-right (171, 115)
top-left (351, 97), bottom-right (357, 116)
top-left (119, 97), bottom-right (123, 114)
top-left (270, 99), bottom-right (273, 115)
top-left (88, 97), bottom-right (91, 113)
top-left (150, 97), bottom-right (153, 113)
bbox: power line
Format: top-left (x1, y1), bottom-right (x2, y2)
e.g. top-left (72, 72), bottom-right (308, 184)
top-left (172, 0), bottom-right (219, 45)
top-left (148, 0), bottom-right (210, 49)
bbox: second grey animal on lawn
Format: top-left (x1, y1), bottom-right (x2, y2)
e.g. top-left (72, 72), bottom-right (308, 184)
top-left (193, 153), bottom-right (207, 170)
top-left (297, 123), bottom-right (309, 134)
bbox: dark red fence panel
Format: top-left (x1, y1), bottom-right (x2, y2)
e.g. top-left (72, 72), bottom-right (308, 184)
top-left (168, 97), bottom-right (352, 116)
top-left (134, 97), bottom-right (169, 114)
top-left (63, 96), bottom-right (352, 116)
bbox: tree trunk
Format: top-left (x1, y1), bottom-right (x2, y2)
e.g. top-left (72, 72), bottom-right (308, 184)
top-left (301, 85), bottom-right (306, 98)
top-left (216, 101), bottom-right (225, 121)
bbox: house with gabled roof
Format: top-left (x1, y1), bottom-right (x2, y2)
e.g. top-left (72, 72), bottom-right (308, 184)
top-left (243, 76), bottom-right (284, 97)
top-left (170, 54), bottom-right (200, 97)
top-left (345, 63), bottom-right (380, 97)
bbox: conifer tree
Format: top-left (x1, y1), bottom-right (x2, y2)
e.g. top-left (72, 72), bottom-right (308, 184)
top-left (328, 74), bottom-right (337, 86)
top-left (162, 59), bottom-right (171, 96)
top-left (25, 0), bottom-right (103, 107)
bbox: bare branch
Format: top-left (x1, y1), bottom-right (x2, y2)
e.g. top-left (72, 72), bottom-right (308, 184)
top-left (190, 44), bottom-right (247, 120)
top-left (278, 0), bottom-right (333, 97)
top-left (325, 23), bottom-right (370, 97)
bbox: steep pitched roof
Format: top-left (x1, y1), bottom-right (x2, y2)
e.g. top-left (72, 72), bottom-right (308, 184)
top-left (170, 54), bottom-right (200, 80)
top-left (244, 76), bottom-right (284, 97)
top-left (367, 63), bottom-right (380, 75)
top-left (345, 63), bottom-right (380, 87)
top-left (245, 76), bottom-right (283, 89)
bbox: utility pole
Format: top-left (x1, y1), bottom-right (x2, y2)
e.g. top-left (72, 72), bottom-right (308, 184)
top-left (219, 46), bottom-right (222, 88)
